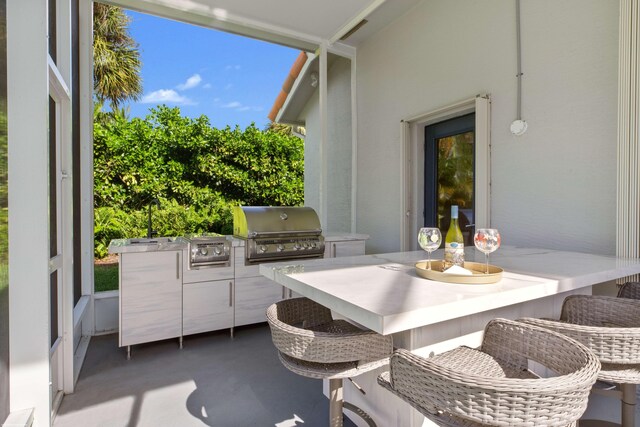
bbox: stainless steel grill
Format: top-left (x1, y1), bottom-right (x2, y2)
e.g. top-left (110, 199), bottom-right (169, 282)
top-left (183, 233), bottom-right (231, 269)
top-left (233, 206), bottom-right (325, 264)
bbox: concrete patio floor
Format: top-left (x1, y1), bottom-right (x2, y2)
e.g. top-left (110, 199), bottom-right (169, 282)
top-left (53, 324), bottom-right (357, 427)
top-left (52, 320), bottom-right (639, 426)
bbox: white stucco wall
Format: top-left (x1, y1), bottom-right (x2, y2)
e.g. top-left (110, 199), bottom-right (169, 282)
top-left (302, 57), bottom-right (353, 232)
top-left (355, 0), bottom-right (618, 254)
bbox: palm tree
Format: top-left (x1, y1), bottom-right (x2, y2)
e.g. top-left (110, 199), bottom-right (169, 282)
top-left (93, 3), bottom-right (142, 110)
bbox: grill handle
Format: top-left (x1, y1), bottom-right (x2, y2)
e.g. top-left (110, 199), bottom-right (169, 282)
top-left (245, 229), bottom-right (323, 238)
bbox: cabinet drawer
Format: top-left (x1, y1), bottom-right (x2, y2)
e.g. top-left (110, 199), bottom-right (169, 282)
top-left (183, 280), bottom-right (234, 335)
top-left (326, 240), bottom-right (365, 258)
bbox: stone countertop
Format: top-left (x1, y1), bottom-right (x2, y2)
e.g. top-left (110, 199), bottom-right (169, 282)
top-left (108, 237), bottom-right (187, 254)
top-left (323, 232), bottom-right (369, 241)
top-left (260, 246), bottom-right (640, 335)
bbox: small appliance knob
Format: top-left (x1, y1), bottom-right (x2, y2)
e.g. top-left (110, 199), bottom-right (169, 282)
top-left (259, 245), bottom-right (267, 253)
top-left (277, 244), bottom-right (284, 252)
top-left (214, 246), bottom-right (222, 255)
top-left (199, 248), bottom-right (208, 256)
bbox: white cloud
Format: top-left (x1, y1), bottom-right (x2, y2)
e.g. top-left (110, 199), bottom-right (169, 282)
top-left (225, 65), bottom-right (241, 70)
top-left (141, 89), bottom-right (194, 105)
top-left (220, 101), bottom-right (262, 113)
top-left (176, 74), bottom-right (202, 90)
top-left (222, 101), bottom-right (242, 109)
top-left (203, 83), bottom-right (212, 89)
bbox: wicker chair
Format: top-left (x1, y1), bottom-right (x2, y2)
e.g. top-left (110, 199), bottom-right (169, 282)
top-left (266, 297), bottom-right (393, 427)
top-left (523, 294), bottom-right (640, 427)
top-left (377, 318), bottom-right (600, 427)
top-left (618, 281), bottom-right (640, 300)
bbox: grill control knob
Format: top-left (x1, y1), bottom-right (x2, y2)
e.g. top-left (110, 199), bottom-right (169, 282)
top-left (259, 245), bottom-right (268, 253)
top-left (277, 244), bottom-right (285, 252)
top-left (214, 246), bottom-right (222, 255)
top-left (199, 248), bottom-right (208, 256)
top-left (293, 243), bottom-right (301, 251)
top-left (311, 242), bottom-right (317, 248)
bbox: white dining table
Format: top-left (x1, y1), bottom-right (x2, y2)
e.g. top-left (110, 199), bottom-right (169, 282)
top-left (260, 246), bottom-right (640, 426)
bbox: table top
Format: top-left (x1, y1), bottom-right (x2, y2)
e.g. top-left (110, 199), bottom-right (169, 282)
top-left (260, 247), bottom-right (640, 335)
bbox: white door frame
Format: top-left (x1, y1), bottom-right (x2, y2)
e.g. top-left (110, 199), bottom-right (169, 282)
top-left (400, 95), bottom-right (492, 251)
top-left (48, 53), bottom-right (74, 407)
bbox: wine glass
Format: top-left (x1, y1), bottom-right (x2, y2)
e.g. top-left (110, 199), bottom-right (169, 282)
top-left (474, 228), bottom-right (501, 274)
top-left (418, 227), bottom-right (442, 270)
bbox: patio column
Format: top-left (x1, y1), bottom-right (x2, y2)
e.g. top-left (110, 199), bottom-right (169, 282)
top-left (617, 0), bottom-right (640, 281)
top-left (7, 0), bottom-right (52, 425)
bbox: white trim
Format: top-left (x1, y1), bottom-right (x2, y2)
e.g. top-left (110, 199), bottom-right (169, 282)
top-left (55, 0), bottom-right (72, 86)
top-left (318, 43), bottom-right (329, 228)
top-left (474, 95), bottom-right (491, 229)
top-left (2, 408), bottom-right (35, 427)
top-left (328, 0), bottom-right (387, 45)
top-left (350, 55), bottom-right (358, 234)
top-left (399, 121), bottom-right (411, 250)
top-left (400, 95), bottom-right (491, 251)
top-left (327, 41), bottom-right (357, 60)
top-left (79, 0), bottom-right (95, 335)
top-left (48, 57), bottom-right (70, 101)
top-left (104, 0), bottom-right (320, 52)
top-left (72, 296), bottom-right (91, 330)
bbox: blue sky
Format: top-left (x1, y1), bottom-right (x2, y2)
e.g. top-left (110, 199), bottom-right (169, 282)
top-left (125, 10), bottom-right (301, 129)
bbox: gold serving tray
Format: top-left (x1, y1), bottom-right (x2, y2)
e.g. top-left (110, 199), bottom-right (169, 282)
top-left (415, 260), bottom-right (503, 284)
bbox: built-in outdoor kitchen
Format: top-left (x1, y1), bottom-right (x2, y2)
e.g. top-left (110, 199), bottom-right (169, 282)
top-left (107, 206), bottom-right (368, 358)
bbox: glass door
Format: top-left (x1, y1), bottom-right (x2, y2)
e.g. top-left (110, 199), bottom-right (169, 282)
top-left (424, 113), bottom-right (475, 244)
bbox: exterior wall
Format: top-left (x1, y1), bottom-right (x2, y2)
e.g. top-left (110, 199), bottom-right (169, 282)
top-left (302, 57), bottom-right (353, 232)
top-left (355, 0), bottom-right (618, 254)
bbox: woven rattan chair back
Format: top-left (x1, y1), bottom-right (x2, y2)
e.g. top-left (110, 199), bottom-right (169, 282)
top-left (378, 318), bottom-right (600, 427)
top-left (267, 297), bottom-right (393, 427)
top-left (618, 281), bottom-right (640, 300)
top-left (523, 294), bottom-right (640, 427)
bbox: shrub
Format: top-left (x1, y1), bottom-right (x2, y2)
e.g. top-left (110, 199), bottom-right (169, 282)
top-left (93, 105), bottom-right (304, 258)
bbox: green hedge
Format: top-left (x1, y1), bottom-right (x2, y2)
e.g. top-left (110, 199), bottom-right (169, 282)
top-left (94, 105), bottom-right (304, 258)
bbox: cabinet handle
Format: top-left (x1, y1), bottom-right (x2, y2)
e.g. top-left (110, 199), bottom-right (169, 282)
top-left (229, 281), bottom-right (233, 307)
top-left (333, 243), bottom-right (337, 258)
top-left (289, 289), bottom-right (292, 298)
top-left (176, 253), bottom-right (180, 279)
top-left (282, 286), bottom-right (285, 300)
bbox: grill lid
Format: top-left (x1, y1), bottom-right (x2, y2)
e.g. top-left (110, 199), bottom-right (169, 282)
top-left (233, 206), bottom-right (322, 238)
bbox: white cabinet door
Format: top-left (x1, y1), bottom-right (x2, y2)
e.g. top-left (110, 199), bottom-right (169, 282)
top-left (235, 276), bottom-right (283, 327)
top-left (183, 280), bottom-right (234, 335)
top-left (325, 240), bottom-right (366, 258)
top-left (120, 250), bottom-right (182, 347)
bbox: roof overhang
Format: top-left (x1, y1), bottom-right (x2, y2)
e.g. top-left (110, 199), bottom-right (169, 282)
top-left (275, 53), bottom-right (343, 126)
top-left (106, 0), bottom-right (422, 50)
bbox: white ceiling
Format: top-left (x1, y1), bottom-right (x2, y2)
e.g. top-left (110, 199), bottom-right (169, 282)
top-left (114, 0), bottom-right (422, 50)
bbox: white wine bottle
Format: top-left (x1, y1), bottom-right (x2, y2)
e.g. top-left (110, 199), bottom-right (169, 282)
top-left (444, 205), bottom-right (464, 269)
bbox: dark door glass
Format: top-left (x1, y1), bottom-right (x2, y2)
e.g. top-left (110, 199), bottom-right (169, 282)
top-left (424, 113), bottom-right (475, 244)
